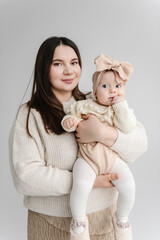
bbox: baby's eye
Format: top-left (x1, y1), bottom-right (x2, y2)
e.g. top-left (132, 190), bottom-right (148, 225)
top-left (102, 84), bottom-right (109, 88)
top-left (116, 84), bottom-right (121, 88)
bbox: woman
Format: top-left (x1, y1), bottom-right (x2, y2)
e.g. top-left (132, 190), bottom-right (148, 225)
top-left (9, 37), bottom-right (147, 240)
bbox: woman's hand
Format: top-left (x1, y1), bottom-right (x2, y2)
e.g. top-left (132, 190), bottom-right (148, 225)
top-left (75, 114), bottom-right (118, 147)
top-left (93, 173), bottom-right (119, 188)
top-left (76, 114), bottom-right (101, 143)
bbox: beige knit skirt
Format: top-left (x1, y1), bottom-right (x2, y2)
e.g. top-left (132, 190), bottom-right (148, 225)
top-left (27, 204), bottom-right (116, 240)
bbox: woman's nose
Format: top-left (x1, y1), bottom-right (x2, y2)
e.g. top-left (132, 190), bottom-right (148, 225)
top-left (63, 64), bottom-right (72, 75)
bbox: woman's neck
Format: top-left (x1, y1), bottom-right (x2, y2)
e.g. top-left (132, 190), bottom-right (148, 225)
top-left (52, 90), bottom-right (72, 103)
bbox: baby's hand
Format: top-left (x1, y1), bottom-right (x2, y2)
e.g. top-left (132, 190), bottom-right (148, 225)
top-left (111, 96), bottom-right (125, 105)
top-left (63, 117), bottom-right (77, 130)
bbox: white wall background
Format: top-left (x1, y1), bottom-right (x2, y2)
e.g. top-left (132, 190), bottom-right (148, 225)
top-left (1, 0), bottom-right (160, 239)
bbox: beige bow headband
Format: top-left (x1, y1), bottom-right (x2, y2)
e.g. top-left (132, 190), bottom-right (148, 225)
top-left (92, 54), bottom-right (133, 96)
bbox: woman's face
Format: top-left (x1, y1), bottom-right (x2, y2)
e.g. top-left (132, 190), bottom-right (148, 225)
top-left (49, 45), bottom-right (81, 102)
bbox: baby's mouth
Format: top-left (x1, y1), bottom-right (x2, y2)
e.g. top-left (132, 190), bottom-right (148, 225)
top-left (108, 97), bottom-right (114, 101)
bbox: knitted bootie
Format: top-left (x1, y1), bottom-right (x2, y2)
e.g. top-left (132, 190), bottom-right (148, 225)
top-left (70, 216), bottom-right (90, 240)
top-left (113, 215), bottom-right (133, 240)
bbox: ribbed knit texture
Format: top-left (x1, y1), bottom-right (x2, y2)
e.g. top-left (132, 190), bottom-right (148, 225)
top-left (9, 96), bottom-right (147, 217)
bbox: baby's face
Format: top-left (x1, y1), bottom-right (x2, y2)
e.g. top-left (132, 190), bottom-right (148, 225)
top-left (95, 71), bottom-right (125, 106)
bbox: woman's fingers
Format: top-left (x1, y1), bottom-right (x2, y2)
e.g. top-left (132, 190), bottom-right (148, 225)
top-left (108, 173), bottom-right (119, 182)
top-left (93, 173), bottom-right (119, 188)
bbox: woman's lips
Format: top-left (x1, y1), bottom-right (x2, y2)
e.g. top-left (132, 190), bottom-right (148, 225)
top-left (62, 79), bottom-right (74, 84)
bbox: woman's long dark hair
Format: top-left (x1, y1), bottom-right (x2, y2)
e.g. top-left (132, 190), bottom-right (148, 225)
top-left (27, 37), bottom-right (87, 136)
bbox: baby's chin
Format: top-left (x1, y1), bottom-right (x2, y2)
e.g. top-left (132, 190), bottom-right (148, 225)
top-left (96, 99), bottom-right (111, 107)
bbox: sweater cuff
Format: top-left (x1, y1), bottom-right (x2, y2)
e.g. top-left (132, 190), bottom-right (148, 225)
top-left (110, 129), bottom-right (125, 157)
top-left (112, 100), bottom-right (128, 112)
top-left (56, 168), bottom-right (73, 194)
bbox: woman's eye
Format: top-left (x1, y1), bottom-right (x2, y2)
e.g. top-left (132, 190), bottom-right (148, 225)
top-left (53, 62), bottom-right (62, 66)
top-left (72, 61), bottom-right (79, 65)
top-left (102, 84), bottom-right (108, 88)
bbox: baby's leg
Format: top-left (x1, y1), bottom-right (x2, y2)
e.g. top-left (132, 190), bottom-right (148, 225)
top-left (70, 157), bottom-right (96, 233)
top-left (110, 157), bottom-right (135, 223)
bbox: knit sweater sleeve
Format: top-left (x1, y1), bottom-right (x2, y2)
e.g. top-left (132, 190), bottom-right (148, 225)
top-left (110, 100), bottom-right (147, 162)
top-left (112, 100), bottom-right (137, 133)
top-left (9, 107), bottom-right (73, 197)
top-left (111, 121), bottom-right (148, 163)
top-left (61, 101), bottom-right (83, 132)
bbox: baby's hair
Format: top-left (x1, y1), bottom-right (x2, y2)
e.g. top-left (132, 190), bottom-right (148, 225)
top-left (100, 70), bottom-right (121, 84)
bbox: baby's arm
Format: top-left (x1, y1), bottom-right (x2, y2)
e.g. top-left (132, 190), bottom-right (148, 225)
top-left (112, 100), bottom-right (137, 133)
top-left (61, 115), bottom-right (82, 132)
top-left (62, 100), bottom-right (87, 132)
top-left (62, 115), bottom-right (79, 132)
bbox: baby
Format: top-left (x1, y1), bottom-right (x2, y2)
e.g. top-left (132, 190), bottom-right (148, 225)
top-left (62, 54), bottom-right (136, 240)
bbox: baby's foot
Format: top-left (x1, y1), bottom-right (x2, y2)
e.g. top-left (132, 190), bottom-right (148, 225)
top-left (113, 215), bottom-right (133, 240)
top-left (70, 216), bottom-right (90, 240)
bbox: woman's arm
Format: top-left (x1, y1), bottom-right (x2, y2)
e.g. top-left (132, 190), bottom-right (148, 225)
top-left (76, 114), bottom-right (118, 147)
top-left (9, 121), bottom-right (118, 196)
top-left (76, 115), bottom-right (147, 163)
top-left (9, 119), bottom-right (73, 197)
top-left (111, 121), bottom-right (148, 162)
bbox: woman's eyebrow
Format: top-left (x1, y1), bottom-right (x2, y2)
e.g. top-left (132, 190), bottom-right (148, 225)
top-left (52, 59), bottom-right (62, 62)
top-left (52, 58), bottom-right (79, 62)
top-left (71, 58), bottom-right (79, 61)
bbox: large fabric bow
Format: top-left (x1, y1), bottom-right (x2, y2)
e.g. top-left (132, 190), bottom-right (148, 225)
top-left (94, 54), bottom-right (133, 80)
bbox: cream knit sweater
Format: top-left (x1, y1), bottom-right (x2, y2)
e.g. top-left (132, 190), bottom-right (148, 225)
top-left (9, 97), bottom-right (147, 217)
top-left (62, 99), bottom-right (137, 133)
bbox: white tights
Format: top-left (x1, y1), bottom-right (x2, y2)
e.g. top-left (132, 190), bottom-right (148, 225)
top-left (70, 157), bottom-right (135, 223)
